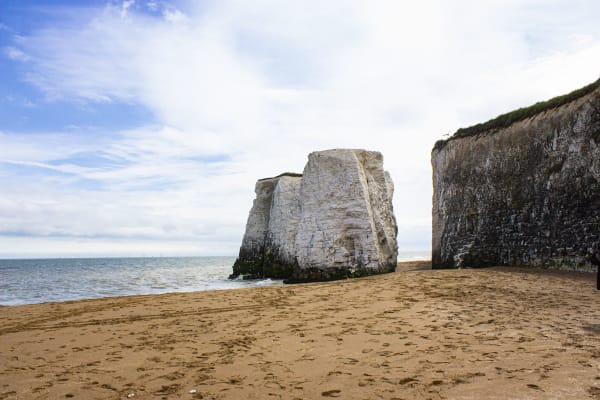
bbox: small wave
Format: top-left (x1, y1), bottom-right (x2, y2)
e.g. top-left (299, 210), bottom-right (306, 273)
top-left (255, 279), bottom-right (278, 286)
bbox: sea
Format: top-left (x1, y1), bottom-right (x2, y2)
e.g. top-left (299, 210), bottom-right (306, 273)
top-left (0, 251), bottom-right (430, 306)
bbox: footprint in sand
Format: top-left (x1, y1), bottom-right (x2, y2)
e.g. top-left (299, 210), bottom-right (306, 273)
top-left (526, 383), bottom-right (544, 391)
top-left (587, 386), bottom-right (600, 399)
top-left (321, 389), bottom-right (341, 397)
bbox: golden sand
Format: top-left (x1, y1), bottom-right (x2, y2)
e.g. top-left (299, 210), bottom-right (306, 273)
top-left (1, 262), bottom-right (599, 399)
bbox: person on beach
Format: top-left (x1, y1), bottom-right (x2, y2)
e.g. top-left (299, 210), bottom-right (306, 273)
top-left (590, 245), bottom-right (600, 290)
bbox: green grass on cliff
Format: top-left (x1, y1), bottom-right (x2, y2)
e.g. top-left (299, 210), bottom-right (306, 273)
top-left (258, 172), bottom-right (303, 181)
top-left (434, 77), bottom-right (600, 151)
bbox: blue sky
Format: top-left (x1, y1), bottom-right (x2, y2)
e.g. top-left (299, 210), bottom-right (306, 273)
top-left (1, 0), bottom-right (599, 258)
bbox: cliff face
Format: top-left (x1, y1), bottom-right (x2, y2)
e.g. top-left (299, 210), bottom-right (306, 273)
top-left (432, 83), bottom-right (600, 271)
top-left (231, 149), bottom-right (398, 282)
top-left (293, 150), bottom-right (398, 281)
top-left (231, 174), bottom-right (302, 279)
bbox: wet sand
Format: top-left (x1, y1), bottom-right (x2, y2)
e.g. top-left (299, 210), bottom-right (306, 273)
top-left (1, 262), bottom-right (599, 399)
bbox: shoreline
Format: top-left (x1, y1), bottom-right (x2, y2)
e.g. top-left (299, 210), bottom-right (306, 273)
top-left (1, 262), bottom-right (599, 399)
top-left (2, 259), bottom-right (596, 308)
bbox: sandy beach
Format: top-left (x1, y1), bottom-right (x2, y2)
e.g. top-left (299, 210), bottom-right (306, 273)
top-left (1, 262), bottom-right (599, 400)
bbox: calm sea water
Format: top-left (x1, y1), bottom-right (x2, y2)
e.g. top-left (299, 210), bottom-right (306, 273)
top-left (0, 251), bottom-right (430, 306)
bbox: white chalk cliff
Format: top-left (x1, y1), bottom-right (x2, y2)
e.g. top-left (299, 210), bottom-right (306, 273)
top-left (230, 149), bottom-right (398, 282)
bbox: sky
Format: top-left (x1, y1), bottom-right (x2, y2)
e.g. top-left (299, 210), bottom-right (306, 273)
top-left (0, 0), bottom-right (599, 258)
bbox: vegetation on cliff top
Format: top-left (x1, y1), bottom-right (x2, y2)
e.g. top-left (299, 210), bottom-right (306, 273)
top-left (258, 172), bottom-right (303, 181)
top-left (434, 77), bottom-right (600, 151)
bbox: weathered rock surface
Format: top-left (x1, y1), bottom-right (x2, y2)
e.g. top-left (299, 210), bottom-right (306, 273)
top-left (432, 81), bottom-right (600, 271)
top-left (230, 149), bottom-right (398, 282)
top-left (231, 174), bottom-right (302, 279)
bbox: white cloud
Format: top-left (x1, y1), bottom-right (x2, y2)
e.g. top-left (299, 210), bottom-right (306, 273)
top-left (120, 0), bottom-right (136, 18)
top-left (0, 127), bottom-right (254, 256)
top-left (4, 46), bottom-right (31, 62)
top-left (146, 1), bottom-right (159, 12)
top-left (2, 0), bottom-right (600, 256)
top-left (163, 7), bottom-right (188, 23)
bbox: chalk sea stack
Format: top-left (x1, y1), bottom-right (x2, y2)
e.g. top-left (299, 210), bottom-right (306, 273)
top-left (432, 79), bottom-right (600, 271)
top-left (230, 149), bottom-right (398, 282)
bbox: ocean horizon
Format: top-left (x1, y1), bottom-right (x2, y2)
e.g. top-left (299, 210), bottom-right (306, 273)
top-left (0, 251), bottom-right (430, 306)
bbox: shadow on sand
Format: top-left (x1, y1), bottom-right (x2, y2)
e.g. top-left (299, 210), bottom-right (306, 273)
top-left (582, 324), bottom-right (600, 334)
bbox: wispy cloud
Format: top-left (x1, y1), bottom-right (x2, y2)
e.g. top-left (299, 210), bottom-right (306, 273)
top-left (0, 125), bottom-right (254, 256)
top-left (120, 0), bottom-right (136, 18)
top-left (4, 46), bottom-right (30, 62)
top-left (1, 0), bottom-right (600, 256)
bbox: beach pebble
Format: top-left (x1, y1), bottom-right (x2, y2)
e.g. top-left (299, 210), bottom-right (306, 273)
top-left (127, 393), bottom-right (135, 398)
top-left (189, 389), bottom-right (197, 394)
